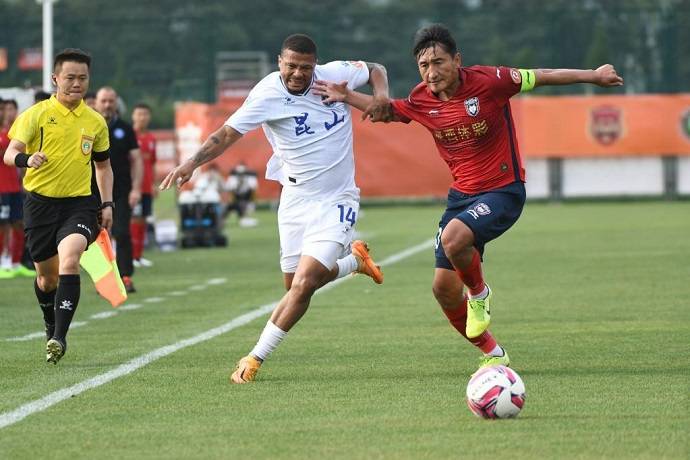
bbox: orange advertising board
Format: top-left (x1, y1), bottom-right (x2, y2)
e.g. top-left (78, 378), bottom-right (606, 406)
top-left (513, 94), bottom-right (690, 156)
top-left (175, 94), bottom-right (690, 199)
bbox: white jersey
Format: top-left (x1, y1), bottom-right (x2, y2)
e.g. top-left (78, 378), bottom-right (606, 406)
top-left (225, 60), bottom-right (370, 199)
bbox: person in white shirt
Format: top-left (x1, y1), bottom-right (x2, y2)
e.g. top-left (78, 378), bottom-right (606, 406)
top-left (194, 162), bottom-right (225, 197)
top-left (161, 34), bottom-right (391, 383)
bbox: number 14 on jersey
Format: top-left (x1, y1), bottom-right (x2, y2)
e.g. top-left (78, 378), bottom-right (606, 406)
top-left (337, 204), bottom-right (356, 226)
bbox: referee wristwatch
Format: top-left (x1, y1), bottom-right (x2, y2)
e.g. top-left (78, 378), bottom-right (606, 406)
top-left (100, 201), bottom-right (115, 210)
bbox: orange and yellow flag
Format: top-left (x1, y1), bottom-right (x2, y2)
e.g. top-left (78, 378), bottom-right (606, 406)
top-left (80, 229), bottom-right (127, 307)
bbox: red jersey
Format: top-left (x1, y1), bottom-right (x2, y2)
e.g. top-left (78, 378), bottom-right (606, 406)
top-left (135, 130), bottom-right (157, 194)
top-left (391, 65), bottom-right (525, 195)
top-left (0, 128), bottom-right (21, 193)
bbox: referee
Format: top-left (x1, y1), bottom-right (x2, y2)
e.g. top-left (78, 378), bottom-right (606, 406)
top-left (3, 48), bottom-right (113, 364)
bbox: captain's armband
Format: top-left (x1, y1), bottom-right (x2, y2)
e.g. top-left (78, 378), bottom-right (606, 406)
top-left (519, 69), bottom-right (536, 92)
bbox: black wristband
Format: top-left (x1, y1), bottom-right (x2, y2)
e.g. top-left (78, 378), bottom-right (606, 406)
top-left (14, 153), bottom-right (30, 168)
top-left (100, 201), bottom-right (115, 210)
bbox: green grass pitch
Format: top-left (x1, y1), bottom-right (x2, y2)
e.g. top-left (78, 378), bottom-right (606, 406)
top-left (0, 201), bottom-right (688, 459)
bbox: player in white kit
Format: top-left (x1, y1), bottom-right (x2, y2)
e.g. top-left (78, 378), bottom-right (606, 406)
top-left (160, 34), bottom-right (390, 383)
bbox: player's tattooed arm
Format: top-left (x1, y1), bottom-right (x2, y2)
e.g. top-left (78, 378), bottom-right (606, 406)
top-left (190, 127), bottom-right (241, 166)
top-left (160, 125), bottom-right (243, 190)
top-left (189, 136), bottom-right (218, 167)
top-left (365, 62), bottom-right (389, 100)
top-left (364, 62), bottom-right (394, 122)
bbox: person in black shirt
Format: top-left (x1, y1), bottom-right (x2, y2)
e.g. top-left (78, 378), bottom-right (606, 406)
top-left (224, 162), bottom-right (258, 221)
top-left (95, 87), bottom-right (142, 293)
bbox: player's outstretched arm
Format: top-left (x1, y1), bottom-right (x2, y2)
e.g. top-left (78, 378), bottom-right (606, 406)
top-left (313, 80), bottom-right (371, 110)
top-left (312, 81), bottom-right (400, 123)
top-left (533, 64), bottom-right (624, 88)
top-left (160, 125), bottom-right (242, 191)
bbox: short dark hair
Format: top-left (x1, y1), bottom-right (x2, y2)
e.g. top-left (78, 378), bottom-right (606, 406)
top-left (281, 34), bottom-right (317, 57)
top-left (34, 90), bottom-right (51, 102)
top-left (84, 91), bottom-right (96, 100)
top-left (412, 24), bottom-right (457, 59)
top-left (53, 48), bottom-right (91, 72)
top-left (4, 98), bottom-right (18, 109)
top-left (133, 102), bottom-right (151, 111)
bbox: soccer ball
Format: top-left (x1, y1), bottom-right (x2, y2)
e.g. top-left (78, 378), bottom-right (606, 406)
top-left (466, 365), bottom-right (526, 419)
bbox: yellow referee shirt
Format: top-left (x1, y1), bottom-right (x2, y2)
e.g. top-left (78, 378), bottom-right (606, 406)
top-left (8, 95), bottom-right (109, 198)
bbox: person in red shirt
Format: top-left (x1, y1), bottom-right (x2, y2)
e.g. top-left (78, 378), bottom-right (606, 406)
top-left (314, 23), bottom-right (623, 370)
top-left (0, 98), bottom-right (34, 279)
top-left (131, 103), bottom-right (156, 268)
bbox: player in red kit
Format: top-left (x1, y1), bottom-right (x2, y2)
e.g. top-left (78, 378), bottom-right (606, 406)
top-left (314, 23), bottom-right (623, 371)
top-left (0, 98), bottom-right (34, 279)
top-left (131, 103), bottom-right (156, 268)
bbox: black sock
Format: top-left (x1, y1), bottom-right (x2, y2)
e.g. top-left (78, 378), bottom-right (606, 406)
top-left (53, 274), bottom-right (81, 342)
top-left (34, 278), bottom-right (56, 329)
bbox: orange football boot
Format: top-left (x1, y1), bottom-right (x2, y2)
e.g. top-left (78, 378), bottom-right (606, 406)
top-left (351, 240), bottom-right (384, 284)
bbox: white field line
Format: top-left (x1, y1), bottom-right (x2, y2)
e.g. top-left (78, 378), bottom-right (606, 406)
top-left (90, 311), bottom-right (118, 320)
top-left (143, 297), bottom-right (165, 303)
top-left (0, 239), bottom-right (431, 430)
top-left (4, 321), bottom-right (88, 342)
top-left (206, 278), bottom-right (227, 285)
top-left (2, 276), bottom-right (231, 341)
top-left (377, 239), bottom-right (433, 267)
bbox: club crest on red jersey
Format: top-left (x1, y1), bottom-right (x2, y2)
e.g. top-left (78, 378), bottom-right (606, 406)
top-left (464, 97), bottom-right (479, 117)
top-left (589, 105), bottom-right (624, 145)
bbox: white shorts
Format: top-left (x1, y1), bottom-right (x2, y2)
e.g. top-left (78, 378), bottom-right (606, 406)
top-left (278, 193), bottom-right (359, 273)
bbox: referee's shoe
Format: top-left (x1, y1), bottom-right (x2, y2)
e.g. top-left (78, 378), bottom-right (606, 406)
top-left (46, 338), bottom-right (66, 364)
top-left (122, 276), bottom-right (136, 293)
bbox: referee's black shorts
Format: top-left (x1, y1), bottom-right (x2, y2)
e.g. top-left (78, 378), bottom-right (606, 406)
top-left (24, 192), bottom-right (99, 262)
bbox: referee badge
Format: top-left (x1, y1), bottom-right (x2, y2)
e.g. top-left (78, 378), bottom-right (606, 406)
top-left (81, 134), bottom-right (95, 155)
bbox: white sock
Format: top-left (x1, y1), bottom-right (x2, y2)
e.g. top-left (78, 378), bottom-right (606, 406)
top-left (485, 345), bottom-right (504, 357)
top-left (335, 254), bottom-right (358, 279)
top-left (250, 321), bottom-right (287, 361)
top-left (468, 284), bottom-right (489, 300)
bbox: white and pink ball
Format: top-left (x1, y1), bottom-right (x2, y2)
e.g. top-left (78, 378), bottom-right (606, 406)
top-left (466, 365), bottom-right (526, 419)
